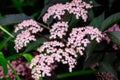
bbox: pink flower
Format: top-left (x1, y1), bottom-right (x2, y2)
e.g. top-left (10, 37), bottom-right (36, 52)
top-left (65, 0), bottom-right (92, 21)
top-left (15, 19), bottom-right (43, 33)
top-left (14, 30), bottom-right (36, 52)
top-left (50, 21), bottom-right (69, 39)
top-left (0, 57), bottom-right (31, 80)
top-left (103, 24), bottom-right (120, 50)
top-left (67, 26), bottom-right (102, 55)
top-left (14, 19), bottom-right (43, 52)
top-left (43, 4), bottom-right (66, 23)
top-left (37, 41), bottom-right (64, 54)
top-left (43, 0), bottom-right (92, 23)
top-left (30, 41), bottom-right (77, 79)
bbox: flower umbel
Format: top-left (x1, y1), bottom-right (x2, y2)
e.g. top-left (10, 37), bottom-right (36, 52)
top-left (14, 19), bottom-right (43, 52)
top-left (43, 0), bottom-right (92, 23)
top-left (67, 26), bottom-right (103, 55)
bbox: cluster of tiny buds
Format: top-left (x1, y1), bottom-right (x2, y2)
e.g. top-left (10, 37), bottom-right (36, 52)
top-left (30, 41), bottom-right (77, 80)
top-left (67, 26), bottom-right (103, 55)
top-left (49, 21), bottom-right (69, 39)
top-left (43, 0), bottom-right (92, 23)
top-left (14, 19), bottom-right (43, 52)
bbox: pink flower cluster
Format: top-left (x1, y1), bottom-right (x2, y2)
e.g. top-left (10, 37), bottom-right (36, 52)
top-left (67, 26), bottom-right (103, 55)
top-left (43, 0), bottom-right (92, 23)
top-left (103, 24), bottom-right (120, 50)
top-left (0, 58), bottom-right (32, 80)
top-left (30, 41), bottom-right (77, 79)
top-left (14, 19), bottom-right (43, 52)
top-left (50, 21), bottom-right (68, 39)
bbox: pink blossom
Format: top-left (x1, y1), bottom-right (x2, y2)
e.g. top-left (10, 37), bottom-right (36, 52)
top-left (0, 58), bottom-right (31, 80)
top-left (50, 21), bottom-right (69, 39)
top-left (14, 19), bottom-right (43, 52)
top-left (30, 41), bottom-right (77, 79)
top-left (37, 41), bottom-right (64, 54)
top-left (30, 48), bottom-right (77, 79)
top-left (67, 26), bottom-right (102, 55)
top-left (65, 0), bottom-right (92, 21)
top-left (15, 19), bottom-right (43, 33)
top-left (43, 0), bottom-right (92, 23)
top-left (14, 30), bottom-right (36, 52)
top-left (43, 3), bottom-right (66, 23)
top-left (103, 24), bottom-right (120, 50)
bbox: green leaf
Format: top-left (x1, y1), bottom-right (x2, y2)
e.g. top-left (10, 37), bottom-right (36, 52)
top-left (24, 37), bottom-right (47, 53)
top-left (57, 70), bottom-right (97, 79)
top-left (90, 12), bottom-right (104, 29)
top-left (103, 52), bottom-right (116, 64)
top-left (108, 31), bottom-right (120, 46)
top-left (99, 62), bottom-right (118, 80)
top-left (0, 25), bottom-right (14, 38)
top-left (39, 77), bottom-right (43, 80)
top-left (0, 39), bottom-right (7, 50)
top-left (83, 52), bottom-right (103, 69)
top-left (0, 52), bottom-right (8, 76)
top-left (6, 54), bottom-right (21, 61)
top-left (85, 40), bottom-right (97, 58)
top-left (100, 12), bottom-right (120, 31)
top-left (0, 13), bottom-right (31, 26)
top-left (21, 53), bottom-right (33, 63)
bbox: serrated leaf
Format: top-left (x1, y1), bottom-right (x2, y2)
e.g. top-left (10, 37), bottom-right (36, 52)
top-left (0, 52), bottom-right (8, 76)
top-left (0, 13), bottom-right (31, 26)
top-left (100, 12), bottom-right (120, 31)
top-left (90, 12), bottom-right (104, 29)
top-left (108, 31), bottom-right (120, 46)
top-left (21, 53), bottom-right (33, 63)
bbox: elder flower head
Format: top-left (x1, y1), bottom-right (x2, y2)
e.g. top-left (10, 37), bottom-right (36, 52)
top-left (30, 47), bottom-right (77, 80)
top-left (43, 0), bottom-right (92, 23)
top-left (65, 0), bottom-right (92, 21)
top-left (15, 19), bottom-right (43, 33)
top-left (49, 21), bottom-right (69, 39)
top-left (14, 19), bottom-right (43, 52)
top-left (67, 26), bottom-right (103, 55)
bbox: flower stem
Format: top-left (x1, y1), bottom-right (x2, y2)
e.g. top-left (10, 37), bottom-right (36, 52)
top-left (38, 23), bottom-right (50, 30)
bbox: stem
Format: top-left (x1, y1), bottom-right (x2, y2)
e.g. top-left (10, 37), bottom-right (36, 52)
top-left (0, 25), bottom-right (14, 38)
top-left (38, 23), bottom-right (50, 30)
top-left (7, 62), bottom-right (20, 80)
top-left (57, 70), bottom-right (97, 79)
top-left (37, 33), bottom-right (50, 41)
